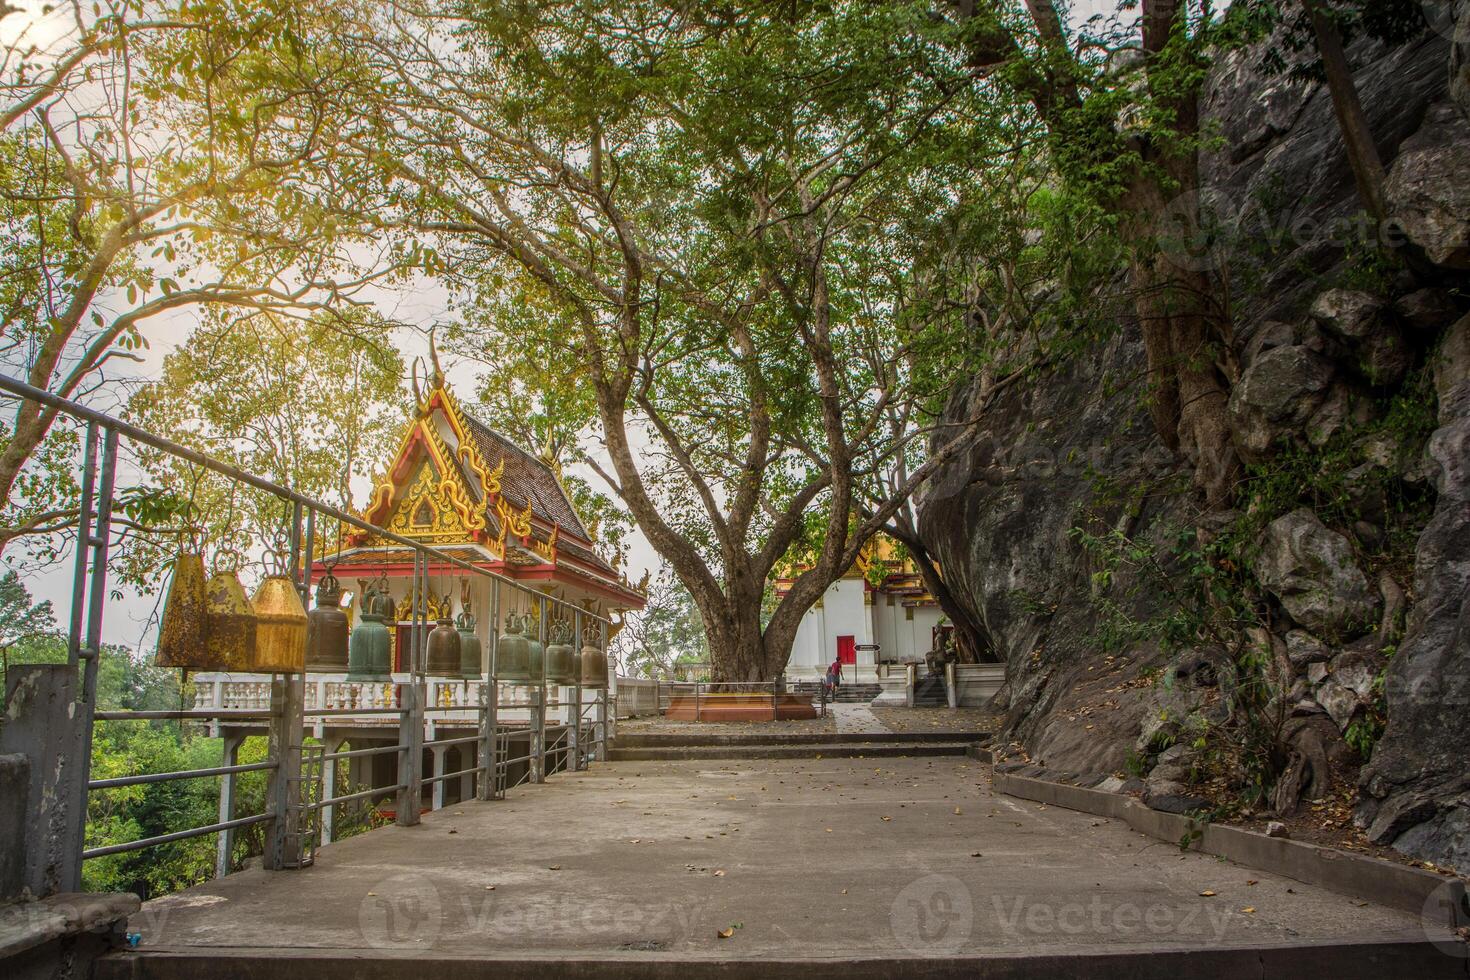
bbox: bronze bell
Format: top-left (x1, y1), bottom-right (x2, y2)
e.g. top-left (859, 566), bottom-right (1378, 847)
top-left (545, 621), bottom-right (577, 685)
top-left (580, 627), bottom-right (608, 689)
top-left (524, 614), bottom-right (545, 685)
top-left (156, 551), bottom-right (209, 669)
top-left (306, 570), bottom-right (349, 672)
top-left (426, 607), bottom-right (463, 677)
top-left (456, 606), bottom-right (482, 679)
top-left (494, 612), bottom-right (530, 683)
top-left (251, 575), bottom-right (307, 673)
top-left (203, 566), bottom-right (255, 672)
top-left (347, 577), bottom-right (393, 681)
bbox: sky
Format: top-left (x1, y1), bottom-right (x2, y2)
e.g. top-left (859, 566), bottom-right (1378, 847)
top-left (6, 0), bottom-right (1155, 650)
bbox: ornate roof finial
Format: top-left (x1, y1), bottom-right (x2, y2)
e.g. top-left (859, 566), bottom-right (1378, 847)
top-left (427, 325), bottom-right (446, 389)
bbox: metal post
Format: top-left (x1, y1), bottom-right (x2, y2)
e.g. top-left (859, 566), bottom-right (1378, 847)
top-left (264, 674), bottom-right (305, 870)
top-left (214, 733), bottom-right (244, 878)
top-left (531, 595), bottom-right (545, 783)
top-left (694, 681), bottom-right (701, 722)
top-left (62, 427), bottom-right (116, 892)
top-left (595, 689), bottom-right (608, 762)
top-left (570, 606), bottom-right (582, 771)
top-left (478, 582), bottom-right (499, 802)
top-left (398, 551), bottom-right (424, 826)
top-left (321, 736), bottom-right (344, 844)
top-left (430, 745), bottom-right (446, 811)
top-left (771, 680), bottom-right (778, 722)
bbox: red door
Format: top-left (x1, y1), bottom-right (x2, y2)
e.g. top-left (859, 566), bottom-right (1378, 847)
top-left (837, 635), bottom-right (856, 666)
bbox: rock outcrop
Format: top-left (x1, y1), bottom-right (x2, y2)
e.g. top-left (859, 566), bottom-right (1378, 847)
top-left (921, 26), bottom-right (1470, 869)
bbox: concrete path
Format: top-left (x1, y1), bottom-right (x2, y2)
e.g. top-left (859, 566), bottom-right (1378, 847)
top-left (829, 702), bottom-right (891, 735)
top-left (108, 757), bottom-right (1463, 977)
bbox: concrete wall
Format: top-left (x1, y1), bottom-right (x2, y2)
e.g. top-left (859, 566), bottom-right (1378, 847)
top-left (872, 600), bottom-right (942, 663)
top-left (788, 578), bottom-right (873, 675)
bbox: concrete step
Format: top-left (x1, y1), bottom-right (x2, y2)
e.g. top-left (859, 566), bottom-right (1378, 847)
top-left (606, 741), bottom-right (974, 762)
top-left (98, 937), bottom-right (1459, 980)
top-left (612, 731), bottom-right (982, 748)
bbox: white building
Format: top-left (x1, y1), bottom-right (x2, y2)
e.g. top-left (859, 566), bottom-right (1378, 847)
top-left (776, 540), bottom-right (945, 683)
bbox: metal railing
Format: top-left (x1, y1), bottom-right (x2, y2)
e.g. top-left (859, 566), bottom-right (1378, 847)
top-left (0, 372), bottom-right (616, 892)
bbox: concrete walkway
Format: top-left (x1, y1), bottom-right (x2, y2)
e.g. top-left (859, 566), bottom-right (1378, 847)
top-left (829, 702), bottom-right (891, 735)
top-left (106, 757), bottom-right (1463, 977)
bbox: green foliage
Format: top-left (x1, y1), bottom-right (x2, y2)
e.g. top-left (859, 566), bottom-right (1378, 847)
top-left (123, 310), bottom-right (407, 588)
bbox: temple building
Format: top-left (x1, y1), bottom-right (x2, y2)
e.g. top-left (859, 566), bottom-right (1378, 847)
top-left (313, 370), bottom-right (646, 666)
top-left (773, 537), bottom-right (945, 682)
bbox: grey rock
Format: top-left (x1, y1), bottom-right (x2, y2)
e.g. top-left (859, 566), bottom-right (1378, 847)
top-left (1394, 288), bottom-right (1460, 331)
top-left (1310, 288), bottom-right (1385, 340)
top-left (1144, 780), bottom-right (1211, 815)
top-left (1096, 775), bottom-right (1127, 793)
top-left (1265, 821), bottom-right (1290, 839)
top-left (1316, 681), bottom-right (1361, 732)
top-left (1357, 384), bottom-right (1470, 868)
top-left (1330, 643), bottom-right (1385, 699)
top-left (1241, 319), bottom-right (1299, 369)
top-left (1307, 661), bottom-right (1329, 685)
top-left (1228, 346), bottom-right (1336, 463)
top-left (1285, 629), bottom-right (1331, 669)
top-left (1291, 698), bottom-right (1325, 717)
top-left (1256, 509), bottom-right (1381, 641)
top-left (1367, 795), bottom-right (1440, 845)
top-left (1435, 313), bottom-right (1470, 404)
top-left (1389, 797), bottom-right (1470, 872)
top-left (1384, 102), bottom-right (1470, 269)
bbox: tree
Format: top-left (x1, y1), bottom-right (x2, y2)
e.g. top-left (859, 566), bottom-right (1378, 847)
top-left (0, 0), bottom-right (408, 557)
top-left (327, 0), bottom-right (1015, 679)
top-left (120, 309), bottom-right (407, 588)
top-left (953, 0), bottom-right (1244, 506)
top-left (0, 566), bottom-right (55, 677)
top-left (610, 567), bottom-right (711, 679)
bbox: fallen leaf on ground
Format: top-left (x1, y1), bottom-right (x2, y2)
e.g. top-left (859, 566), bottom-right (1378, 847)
top-left (717, 928), bottom-right (734, 939)
top-left (1241, 907), bottom-right (1256, 914)
top-left (881, 816), bottom-right (892, 822)
top-left (1200, 891), bottom-right (1216, 897)
top-left (548, 865), bottom-right (562, 871)
top-left (1246, 880), bottom-right (1258, 886)
top-left (713, 869), bottom-right (726, 877)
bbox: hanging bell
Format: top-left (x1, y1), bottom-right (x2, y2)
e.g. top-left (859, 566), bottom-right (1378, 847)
top-left (580, 627), bottom-right (609, 689)
top-left (251, 575), bottom-right (307, 673)
top-left (426, 608), bottom-right (463, 677)
top-left (306, 570), bottom-right (350, 672)
top-left (156, 551), bottom-right (209, 669)
top-left (545, 621), bottom-right (577, 685)
top-left (456, 607), bottom-right (482, 679)
top-left (494, 612), bottom-right (530, 684)
top-left (524, 613), bottom-right (545, 685)
top-left (203, 566), bottom-right (255, 672)
top-left (347, 580), bottom-right (392, 681)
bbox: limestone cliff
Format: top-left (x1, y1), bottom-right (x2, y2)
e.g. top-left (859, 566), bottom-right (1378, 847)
top-left (921, 24), bottom-right (1470, 870)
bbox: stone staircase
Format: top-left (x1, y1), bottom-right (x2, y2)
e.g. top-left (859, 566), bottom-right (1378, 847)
top-left (607, 731), bottom-right (987, 762)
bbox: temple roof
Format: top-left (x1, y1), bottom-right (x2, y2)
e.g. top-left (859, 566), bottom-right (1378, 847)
top-left (334, 375), bottom-right (644, 609)
top-left (461, 413), bottom-right (588, 538)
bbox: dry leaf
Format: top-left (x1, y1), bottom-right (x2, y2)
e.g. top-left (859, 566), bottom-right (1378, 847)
top-left (954, 807), bottom-right (962, 815)
top-left (713, 869), bottom-right (726, 877)
top-left (717, 927), bottom-right (734, 939)
top-left (548, 865), bottom-right (562, 871)
top-left (1246, 880), bottom-right (1258, 886)
top-left (1200, 890), bottom-right (1216, 897)
top-left (880, 816), bottom-right (892, 822)
top-left (1241, 907), bottom-right (1256, 914)
top-left (485, 886), bottom-right (495, 890)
